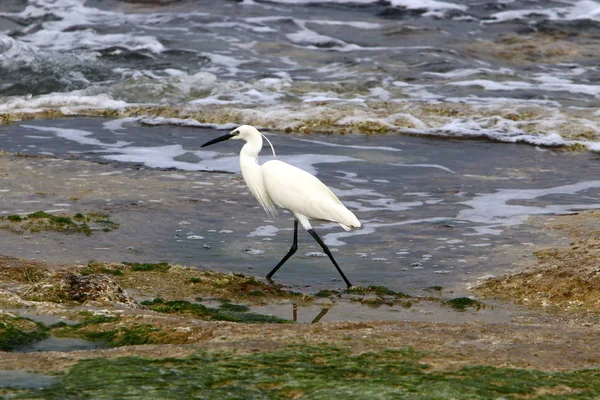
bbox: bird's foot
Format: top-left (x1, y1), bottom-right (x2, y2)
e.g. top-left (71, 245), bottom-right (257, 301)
top-left (265, 276), bottom-right (277, 285)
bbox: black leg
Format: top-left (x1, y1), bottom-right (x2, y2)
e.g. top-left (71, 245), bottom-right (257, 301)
top-left (307, 229), bottom-right (353, 288)
top-left (311, 307), bottom-right (330, 324)
top-left (266, 219), bottom-right (298, 280)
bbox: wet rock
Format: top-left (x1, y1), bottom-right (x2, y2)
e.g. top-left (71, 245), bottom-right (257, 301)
top-left (0, 288), bottom-right (40, 308)
top-left (23, 274), bottom-right (140, 308)
top-left (475, 212), bottom-right (600, 313)
top-left (243, 248), bottom-right (264, 255)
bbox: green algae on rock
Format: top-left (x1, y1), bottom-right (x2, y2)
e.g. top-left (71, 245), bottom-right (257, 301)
top-left (345, 285), bottom-right (410, 297)
top-left (117, 265), bottom-right (312, 304)
top-left (52, 314), bottom-right (162, 348)
top-left (16, 345), bottom-right (600, 399)
top-left (475, 211), bottom-right (600, 314)
top-left (0, 256), bottom-right (312, 312)
top-left (142, 298), bottom-right (290, 324)
top-left (445, 297), bottom-right (485, 312)
top-left (343, 285), bottom-right (414, 308)
top-left (0, 313), bottom-right (50, 351)
top-left (0, 211), bottom-right (118, 236)
top-left (314, 289), bottom-right (341, 298)
top-left (123, 262), bottom-right (171, 273)
top-left (49, 312), bottom-right (202, 348)
top-left (314, 286), bottom-right (479, 310)
top-left (0, 258), bottom-right (50, 285)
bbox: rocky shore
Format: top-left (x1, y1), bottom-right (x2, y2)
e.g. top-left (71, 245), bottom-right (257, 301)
top-left (0, 151), bottom-right (599, 398)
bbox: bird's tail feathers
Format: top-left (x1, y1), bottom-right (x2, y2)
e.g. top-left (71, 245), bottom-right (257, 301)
top-left (339, 223), bottom-right (352, 231)
top-left (335, 205), bottom-right (361, 231)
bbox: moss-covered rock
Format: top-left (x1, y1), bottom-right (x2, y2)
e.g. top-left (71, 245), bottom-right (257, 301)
top-left (22, 273), bottom-right (140, 307)
top-left (445, 297), bottom-right (485, 312)
top-left (116, 263), bottom-right (312, 305)
top-left (342, 285), bottom-right (414, 307)
top-left (475, 214), bottom-right (600, 313)
top-left (20, 345), bottom-right (600, 399)
top-left (142, 298), bottom-right (290, 324)
top-left (0, 313), bottom-right (49, 351)
top-left (52, 314), bottom-right (160, 347)
top-left (0, 211), bottom-right (118, 236)
top-left (123, 262), bottom-right (171, 272)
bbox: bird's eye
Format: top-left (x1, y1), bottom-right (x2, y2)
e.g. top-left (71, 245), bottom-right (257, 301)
top-left (234, 130), bottom-right (240, 135)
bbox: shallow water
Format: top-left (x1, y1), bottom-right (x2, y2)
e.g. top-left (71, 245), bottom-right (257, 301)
top-left (17, 336), bottom-right (101, 353)
top-left (0, 370), bottom-right (57, 389)
top-left (251, 297), bottom-right (522, 324)
top-left (1, 117), bottom-right (599, 295)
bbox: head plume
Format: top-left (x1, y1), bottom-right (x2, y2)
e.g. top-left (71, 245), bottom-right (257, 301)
top-left (231, 125), bottom-right (276, 158)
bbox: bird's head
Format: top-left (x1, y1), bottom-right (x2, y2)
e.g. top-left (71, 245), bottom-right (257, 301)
top-left (201, 125), bottom-right (260, 147)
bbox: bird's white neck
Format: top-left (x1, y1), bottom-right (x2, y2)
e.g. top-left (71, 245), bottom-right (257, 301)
top-left (238, 134), bottom-right (278, 217)
top-left (240, 134), bottom-right (263, 160)
top-left (239, 137), bottom-right (262, 187)
top-left (239, 145), bottom-right (261, 176)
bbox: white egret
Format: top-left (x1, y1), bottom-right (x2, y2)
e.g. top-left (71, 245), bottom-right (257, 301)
top-left (201, 125), bottom-right (360, 288)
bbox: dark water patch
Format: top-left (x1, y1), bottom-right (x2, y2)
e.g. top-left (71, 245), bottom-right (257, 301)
top-left (19, 336), bottom-right (101, 353)
top-left (0, 74), bottom-right (76, 97)
top-left (250, 296), bottom-right (512, 325)
top-left (97, 47), bottom-right (156, 61)
top-left (0, 370), bottom-right (58, 390)
top-left (536, 19), bottom-right (600, 36)
top-left (378, 7), bottom-right (426, 19)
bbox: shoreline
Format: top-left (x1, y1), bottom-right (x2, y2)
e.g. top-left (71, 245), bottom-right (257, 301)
top-left (0, 130), bottom-right (599, 397)
top-left (1, 103), bottom-right (600, 152)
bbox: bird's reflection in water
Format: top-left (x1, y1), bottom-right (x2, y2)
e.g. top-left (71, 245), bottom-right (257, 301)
top-left (292, 303), bottom-right (332, 323)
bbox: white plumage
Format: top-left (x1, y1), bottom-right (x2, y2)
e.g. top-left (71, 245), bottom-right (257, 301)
top-left (201, 124), bottom-right (360, 288)
top-left (261, 160), bottom-right (360, 231)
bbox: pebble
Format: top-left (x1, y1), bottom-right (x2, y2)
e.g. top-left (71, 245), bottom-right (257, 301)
top-left (244, 248), bottom-right (264, 255)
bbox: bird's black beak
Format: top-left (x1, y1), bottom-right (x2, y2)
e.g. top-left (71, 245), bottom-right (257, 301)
top-left (201, 133), bottom-right (235, 147)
